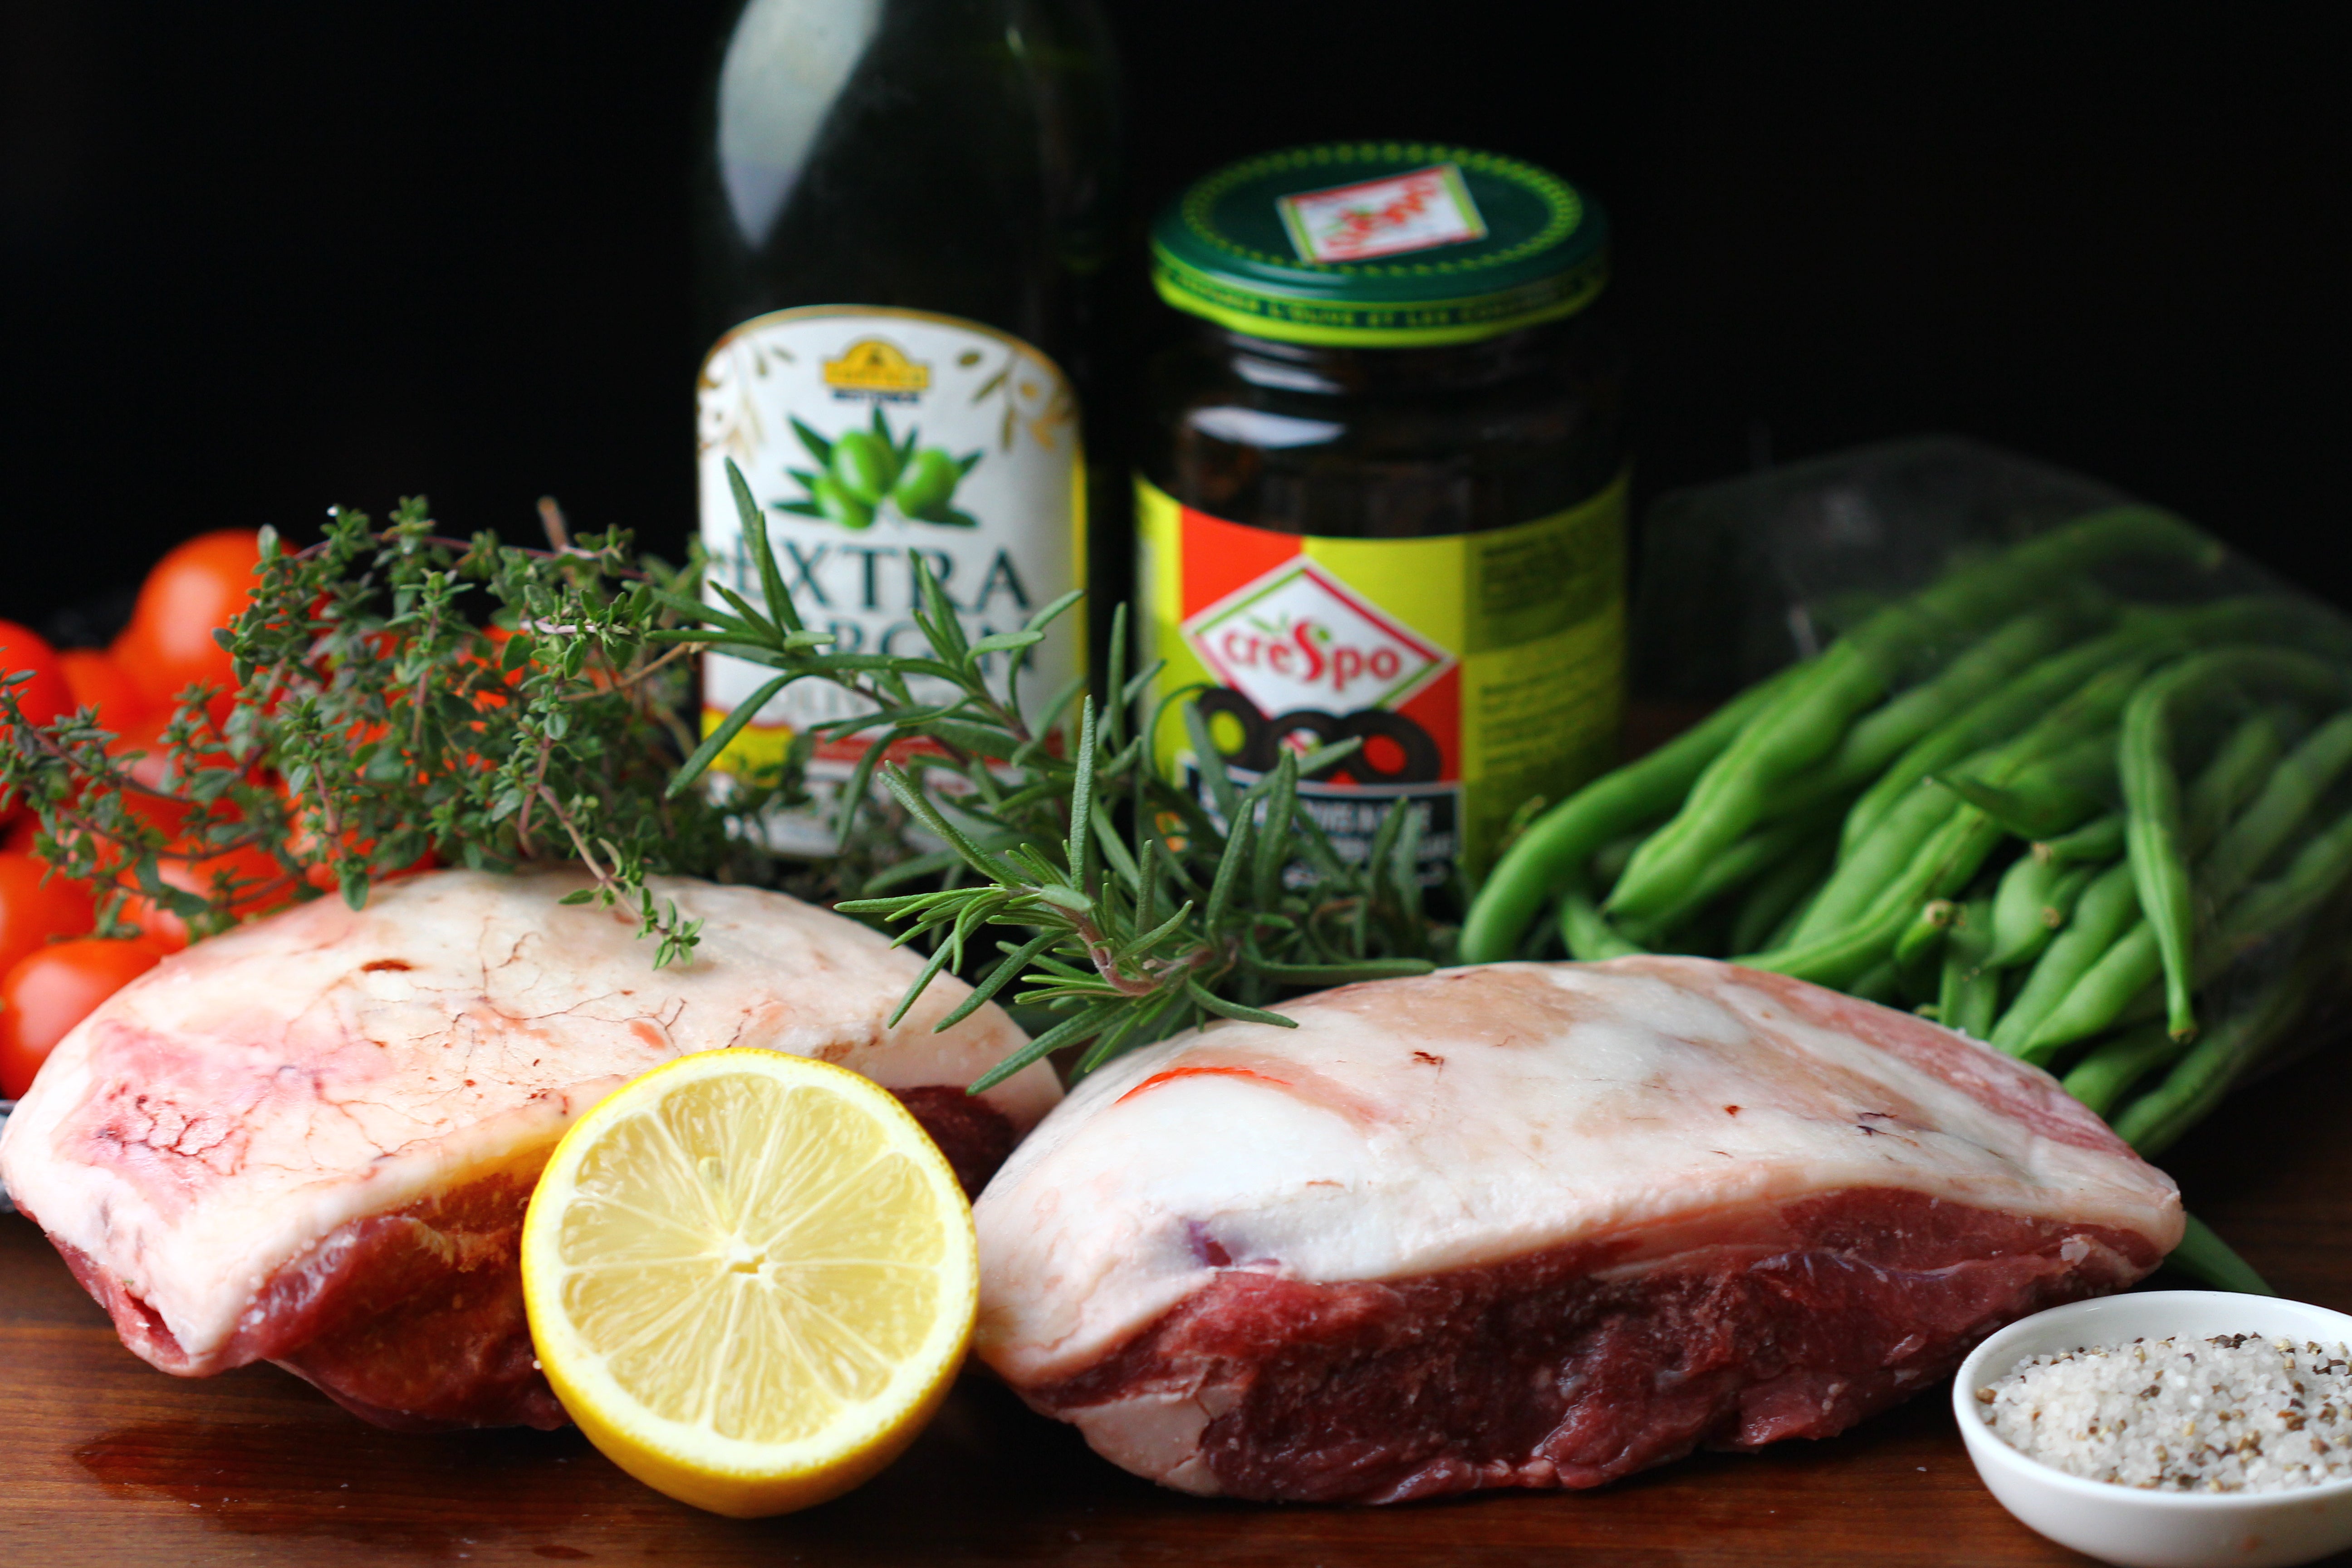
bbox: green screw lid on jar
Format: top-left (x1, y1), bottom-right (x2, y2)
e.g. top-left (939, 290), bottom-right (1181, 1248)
top-left (1151, 141), bottom-right (1609, 349)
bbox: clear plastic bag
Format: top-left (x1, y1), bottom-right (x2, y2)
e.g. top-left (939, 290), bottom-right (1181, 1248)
top-left (1486, 434), bottom-right (2352, 1152)
top-left (1632, 435), bottom-right (2287, 703)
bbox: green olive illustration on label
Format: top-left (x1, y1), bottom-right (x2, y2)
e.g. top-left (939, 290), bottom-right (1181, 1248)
top-left (828, 430), bottom-right (899, 504)
top-left (891, 448), bottom-right (967, 521)
top-left (809, 474), bottom-right (876, 530)
top-left (779, 407), bottom-right (982, 529)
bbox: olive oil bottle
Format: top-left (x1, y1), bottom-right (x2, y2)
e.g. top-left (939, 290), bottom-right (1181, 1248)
top-left (693, 0), bottom-right (1119, 851)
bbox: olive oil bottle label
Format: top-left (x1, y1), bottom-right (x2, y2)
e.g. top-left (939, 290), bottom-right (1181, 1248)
top-left (699, 305), bottom-right (1082, 853)
top-left (1137, 475), bottom-right (1625, 886)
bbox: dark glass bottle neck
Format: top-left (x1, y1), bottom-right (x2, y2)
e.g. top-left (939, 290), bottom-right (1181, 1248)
top-left (695, 0), bottom-right (1119, 358)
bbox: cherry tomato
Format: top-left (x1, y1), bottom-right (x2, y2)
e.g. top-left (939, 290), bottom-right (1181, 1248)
top-left (1, 817), bottom-right (38, 856)
top-left (113, 529), bottom-right (262, 712)
top-left (0, 619), bottom-right (74, 827)
top-left (58, 648), bottom-right (152, 730)
top-left (0, 852), bottom-right (96, 978)
top-left (0, 937), bottom-right (167, 1098)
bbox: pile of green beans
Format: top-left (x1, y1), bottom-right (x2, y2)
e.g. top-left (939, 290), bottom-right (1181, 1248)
top-left (1462, 507), bottom-right (2352, 1179)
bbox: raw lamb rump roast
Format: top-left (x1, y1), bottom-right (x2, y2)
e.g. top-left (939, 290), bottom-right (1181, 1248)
top-left (0, 869), bottom-right (1059, 1431)
top-left (974, 957), bottom-right (2181, 1503)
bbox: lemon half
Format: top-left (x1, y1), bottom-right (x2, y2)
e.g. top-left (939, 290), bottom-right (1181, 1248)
top-left (519, 1049), bottom-right (978, 1517)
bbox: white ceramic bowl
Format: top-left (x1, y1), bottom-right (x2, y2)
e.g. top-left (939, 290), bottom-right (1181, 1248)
top-left (1955, 1291), bottom-right (2352, 1568)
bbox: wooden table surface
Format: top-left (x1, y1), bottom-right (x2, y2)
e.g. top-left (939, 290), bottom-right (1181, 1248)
top-left (4, 1043), bottom-right (2349, 1568)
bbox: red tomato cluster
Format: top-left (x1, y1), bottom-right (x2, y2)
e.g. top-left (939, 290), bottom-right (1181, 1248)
top-left (114, 530), bottom-right (264, 721)
top-left (0, 937), bottom-right (167, 1099)
top-left (0, 529), bottom-right (262, 1098)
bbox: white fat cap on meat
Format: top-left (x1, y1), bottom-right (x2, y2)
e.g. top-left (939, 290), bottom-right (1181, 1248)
top-left (0, 868), bottom-right (1057, 1369)
top-left (974, 957), bottom-right (2181, 1388)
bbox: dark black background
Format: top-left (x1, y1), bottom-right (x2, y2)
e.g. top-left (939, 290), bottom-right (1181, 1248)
top-left (2, 1), bottom-right (2345, 630)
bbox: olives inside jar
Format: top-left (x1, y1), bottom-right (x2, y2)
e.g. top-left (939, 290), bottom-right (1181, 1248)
top-left (1135, 142), bottom-right (1628, 889)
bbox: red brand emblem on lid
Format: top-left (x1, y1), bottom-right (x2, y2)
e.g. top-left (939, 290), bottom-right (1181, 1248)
top-left (1276, 164), bottom-right (1488, 264)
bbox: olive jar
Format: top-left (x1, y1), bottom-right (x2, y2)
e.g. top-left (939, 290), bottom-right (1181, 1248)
top-left (1135, 142), bottom-right (1627, 887)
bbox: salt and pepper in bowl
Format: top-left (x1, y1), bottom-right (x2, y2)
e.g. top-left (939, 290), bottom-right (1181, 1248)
top-left (1955, 1292), bottom-right (2352, 1568)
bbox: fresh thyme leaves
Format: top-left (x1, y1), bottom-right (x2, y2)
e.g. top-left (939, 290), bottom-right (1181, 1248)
top-left (658, 461), bottom-right (1447, 1085)
top-left (0, 499), bottom-right (798, 962)
top-left (0, 467), bottom-right (1450, 1083)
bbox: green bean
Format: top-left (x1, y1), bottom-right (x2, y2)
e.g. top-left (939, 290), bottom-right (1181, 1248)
top-left (1458, 661), bottom-right (1812, 964)
top-left (2122, 649), bottom-right (2348, 1042)
top-left (1989, 853), bottom-right (2071, 968)
top-left (2183, 706), bottom-right (2293, 855)
top-left (1864, 505), bottom-right (2214, 643)
top-left (2019, 921), bottom-right (2161, 1062)
top-left (1843, 630), bottom-right (2144, 854)
top-left (2020, 723), bottom-right (2352, 1054)
top-left (1842, 596), bottom-right (2320, 853)
top-left (2060, 1022), bottom-right (2184, 1117)
top-left (1728, 836), bottom-right (1837, 957)
top-left (2163, 1213), bottom-right (2276, 1296)
top-left (2036, 812), bottom-right (2123, 865)
top-left (2003, 656), bottom-right (2166, 753)
top-left (1995, 861), bottom-right (2098, 971)
top-left (1614, 509), bottom-right (2215, 924)
top-left (2213, 799), bottom-right (2352, 949)
top-left (1559, 884), bottom-right (1646, 961)
top-left (1891, 907), bottom-right (1947, 1006)
top-left (1742, 806), bottom-right (2006, 987)
top-left (1738, 895), bottom-right (1915, 990)
top-left (2113, 931), bottom-right (2333, 1157)
top-left (1832, 606), bottom-right (2081, 782)
top-left (1997, 713), bottom-right (2266, 1034)
top-left (1951, 962), bottom-right (2001, 1039)
top-left (1937, 727), bottom-right (2116, 840)
top-left (1894, 898), bottom-right (1956, 977)
top-left (1620, 804), bottom-right (1844, 947)
top-left (2091, 802), bottom-right (2352, 1019)
top-left (1988, 861), bottom-right (2140, 1054)
top-left (1788, 775), bottom-right (1964, 946)
top-left (1999, 710), bottom-right (2271, 1053)
top-left (2006, 733), bottom-right (2234, 1040)
top-left (1608, 645), bottom-right (1889, 923)
top-left (2202, 709), bottom-right (2352, 909)
top-left (1859, 804), bottom-right (2010, 925)
top-left (1794, 659), bottom-right (2149, 949)
top-left (1842, 601), bottom-right (2239, 855)
top-left (1938, 896), bottom-right (2000, 1038)
top-left (1934, 908), bottom-right (1977, 1026)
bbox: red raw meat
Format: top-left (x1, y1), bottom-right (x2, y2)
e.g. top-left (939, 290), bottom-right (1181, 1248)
top-left (975, 958), bottom-right (2181, 1502)
top-left (0, 869), bottom-right (1057, 1430)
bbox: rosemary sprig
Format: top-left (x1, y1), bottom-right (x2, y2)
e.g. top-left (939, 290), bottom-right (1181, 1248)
top-left (662, 462), bottom-right (1446, 1084)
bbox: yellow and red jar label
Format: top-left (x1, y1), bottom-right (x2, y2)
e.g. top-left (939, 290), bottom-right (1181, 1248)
top-left (1137, 474), bottom-right (1627, 885)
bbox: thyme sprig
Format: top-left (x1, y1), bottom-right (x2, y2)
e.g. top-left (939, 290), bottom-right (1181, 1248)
top-left (1, 499), bottom-right (799, 962)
